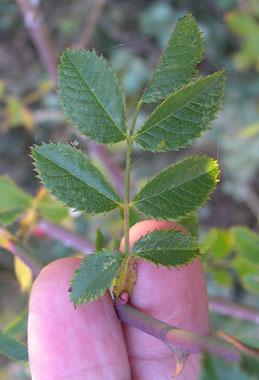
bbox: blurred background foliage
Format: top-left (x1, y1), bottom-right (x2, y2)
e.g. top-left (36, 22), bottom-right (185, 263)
top-left (0, 0), bottom-right (258, 378)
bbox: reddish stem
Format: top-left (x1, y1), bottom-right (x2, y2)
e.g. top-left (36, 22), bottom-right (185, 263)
top-left (117, 303), bottom-right (240, 363)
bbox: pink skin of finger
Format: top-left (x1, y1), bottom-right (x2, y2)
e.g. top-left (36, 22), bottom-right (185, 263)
top-left (120, 220), bottom-right (210, 380)
top-left (28, 219), bottom-right (210, 380)
top-left (28, 257), bottom-right (131, 380)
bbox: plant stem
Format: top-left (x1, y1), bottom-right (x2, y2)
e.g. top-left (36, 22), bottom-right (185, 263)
top-left (209, 296), bottom-right (259, 324)
top-left (8, 241), bottom-right (41, 277)
top-left (117, 303), bottom-right (240, 363)
top-left (36, 220), bottom-right (94, 255)
top-left (124, 98), bottom-right (143, 256)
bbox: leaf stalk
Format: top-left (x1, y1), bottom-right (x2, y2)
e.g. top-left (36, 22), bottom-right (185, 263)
top-left (124, 98), bottom-right (143, 256)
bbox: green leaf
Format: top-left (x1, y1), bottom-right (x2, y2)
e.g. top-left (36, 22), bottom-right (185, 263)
top-left (177, 214), bottom-right (199, 238)
top-left (133, 156), bottom-right (219, 220)
top-left (0, 329), bottom-right (28, 361)
top-left (70, 251), bottom-right (125, 305)
top-left (142, 14), bottom-right (204, 103)
top-left (232, 257), bottom-right (257, 277)
top-left (58, 48), bottom-right (127, 144)
top-left (5, 308), bottom-right (28, 338)
top-left (0, 176), bottom-right (32, 210)
top-left (213, 269), bottom-right (232, 287)
top-left (200, 352), bottom-right (256, 380)
top-left (201, 228), bottom-right (218, 255)
top-left (231, 227), bottom-right (259, 265)
top-left (38, 193), bottom-right (69, 223)
top-left (0, 208), bottom-right (24, 227)
top-left (241, 273), bottom-right (259, 294)
top-left (136, 71), bottom-right (225, 152)
top-left (241, 354), bottom-right (259, 377)
top-left (31, 143), bottom-right (122, 214)
top-left (132, 229), bottom-right (200, 268)
top-left (209, 228), bottom-right (233, 259)
top-left (95, 228), bottom-right (105, 251)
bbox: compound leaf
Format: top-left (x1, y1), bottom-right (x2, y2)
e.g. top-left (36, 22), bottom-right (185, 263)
top-left (132, 156), bottom-right (219, 220)
top-left (142, 14), bottom-right (204, 103)
top-left (132, 229), bottom-right (200, 268)
top-left (70, 251), bottom-right (125, 305)
top-left (31, 143), bottom-right (122, 214)
top-left (0, 329), bottom-right (28, 361)
top-left (58, 49), bottom-right (127, 144)
top-left (136, 71), bottom-right (225, 152)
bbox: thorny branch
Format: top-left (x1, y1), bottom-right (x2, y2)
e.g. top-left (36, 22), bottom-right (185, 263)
top-left (117, 303), bottom-right (240, 362)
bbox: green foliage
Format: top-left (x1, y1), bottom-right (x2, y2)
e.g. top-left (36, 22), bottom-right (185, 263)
top-left (31, 143), bottom-right (122, 214)
top-left (136, 71), bottom-right (225, 152)
top-left (203, 228), bottom-right (233, 260)
top-left (177, 214), bottom-right (199, 238)
top-left (58, 49), bottom-right (127, 144)
top-left (38, 193), bottom-right (69, 223)
top-left (5, 308), bottom-right (28, 338)
top-left (0, 329), bottom-right (28, 362)
top-left (241, 273), bottom-right (259, 294)
top-left (131, 229), bottom-right (200, 268)
top-left (0, 208), bottom-right (24, 227)
top-left (200, 228), bottom-right (219, 255)
top-left (200, 352), bottom-right (258, 380)
top-left (70, 251), bottom-right (125, 305)
top-left (132, 156), bottom-right (219, 220)
top-left (142, 14), bottom-right (204, 103)
top-left (0, 176), bottom-right (32, 226)
top-left (0, 176), bottom-right (32, 210)
top-left (213, 269), bottom-right (232, 287)
top-left (202, 226), bottom-right (259, 293)
top-left (225, 11), bottom-right (259, 71)
top-left (30, 14), bottom-right (226, 306)
top-left (241, 355), bottom-right (259, 377)
top-left (95, 228), bottom-right (105, 251)
top-left (232, 226), bottom-right (259, 265)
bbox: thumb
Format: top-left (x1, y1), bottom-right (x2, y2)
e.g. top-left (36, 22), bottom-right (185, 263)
top-left (120, 220), bottom-right (210, 380)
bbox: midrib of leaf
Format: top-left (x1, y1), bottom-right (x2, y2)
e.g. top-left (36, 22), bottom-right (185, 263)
top-left (81, 261), bottom-right (118, 290)
top-left (73, 254), bottom-right (124, 303)
top-left (36, 150), bottom-right (122, 206)
top-left (133, 162), bottom-right (216, 203)
top-left (136, 73), bottom-right (222, 138)
top-left (66, 55), bottom-right (127, 139)
top-left (135, 248), bottom-right (195, 253)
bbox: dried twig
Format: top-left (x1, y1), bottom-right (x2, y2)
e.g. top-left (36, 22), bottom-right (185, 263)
top-left (77, 0), bottom-right (107, 49)
top-left (99, 14), bottom-right (160, 56)
top-left (209, 297), bottom-right (259, 324)
top-left (17, 0), bottom-right (57, 83)
top-left (36, 220), bottom-right (94, 255)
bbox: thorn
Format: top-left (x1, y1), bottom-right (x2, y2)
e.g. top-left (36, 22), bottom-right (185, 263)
top-left (167, 346), bottom-right (189, 379)
top-left (117, 291), bottom-right (129, 306)
top-left (68, 286), bottom-right (72, 293)
top-left (217, 330), bottom-right (259, 357)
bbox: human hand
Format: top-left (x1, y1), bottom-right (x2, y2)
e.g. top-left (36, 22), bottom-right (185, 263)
top-left (28, 221), bottom-right (210, 380)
